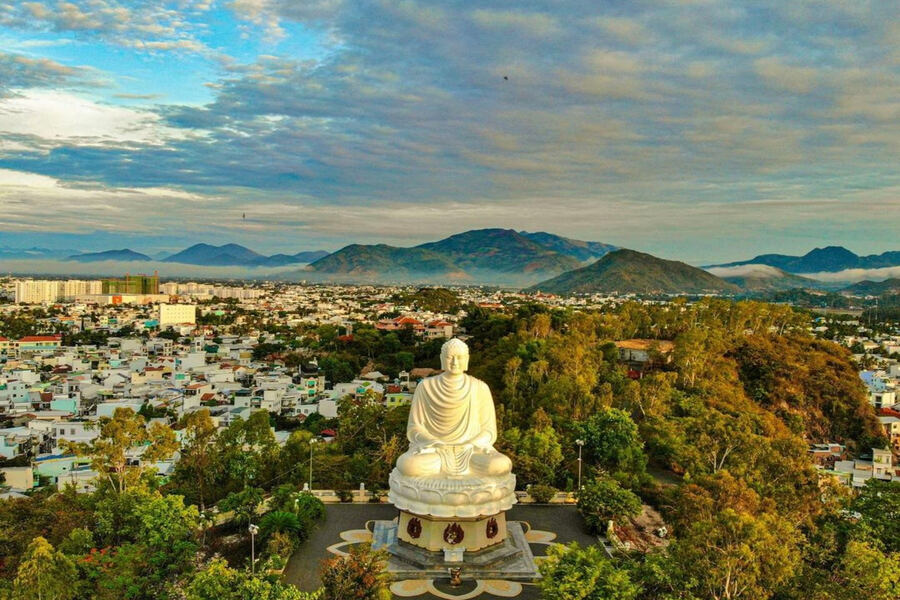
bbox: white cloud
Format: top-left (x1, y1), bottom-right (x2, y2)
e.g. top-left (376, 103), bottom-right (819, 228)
top-left (705, 264), bottom-right (787, 278)
top-left (0, 89), bottom-right (186, 147)
top-left (799, 266), bottom-right (900, 283)
top-left (0, 168), bottom-right (212, 233)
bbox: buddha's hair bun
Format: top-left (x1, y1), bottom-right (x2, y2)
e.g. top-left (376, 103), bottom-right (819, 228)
top-left (440, 337), bottom-right (469, 357)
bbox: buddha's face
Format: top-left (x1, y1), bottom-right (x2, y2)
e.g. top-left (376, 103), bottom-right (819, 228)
top-left (442, 349), bottom-right (469, 375)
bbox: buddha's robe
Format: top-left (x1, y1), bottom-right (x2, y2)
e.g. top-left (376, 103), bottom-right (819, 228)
top-left (396, 374), bottom-right (512, 478)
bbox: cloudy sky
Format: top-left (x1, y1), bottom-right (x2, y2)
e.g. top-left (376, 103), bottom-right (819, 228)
top-left (0, 0), bottom-right (898, 263)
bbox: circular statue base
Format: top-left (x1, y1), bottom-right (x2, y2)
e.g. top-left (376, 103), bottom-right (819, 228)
top-left (398, 510), bottom-right (507, 554)
top-left (371, 515), bottom-right (540, 582)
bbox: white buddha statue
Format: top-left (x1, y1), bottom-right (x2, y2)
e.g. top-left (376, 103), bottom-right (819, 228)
top-left (389, 338), bottom-right (516, 518)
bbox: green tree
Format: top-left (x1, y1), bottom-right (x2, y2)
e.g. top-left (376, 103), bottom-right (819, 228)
top-left (94, 487), bottom-right (152, 546)
top-left (576, 408), bottom-right (648, 486)
top-left (539, 542), bottom-right (638, 600)
top-left (172, 409), bottom-right (219, 510)
top-left (499, 409), bottom-right (564, 486)
top-left (134, 492), bottom-right (199, 552)
top-left (833, 540), bottom-right (900, 600)
top-left (274, 431), bottom-right (314, 488)
top-left (186, 558), bottom-right (319, 600)
top-left (294, 492), bottom-right (326, 523)
top-left (577, 477), bottom-right (642, 533)
top-left (57, 528), bottom-right (93, 557)
top-left (319, 356), bottom-right (355, 383)
top-left (0, 489), bottom-right (94, 578)
top-left (220, 487), bottom-right (264, 528)
top-left (260, 511), bottom-right (302, 540)
top-left (670, 509), bottom-right (801, 600)
top-left (216, 412), bottom-right (279, 491)
top-left (134, 493), bottom-right (200, 588)
top-left (63, 407), bottom-right (177, 494)
top-left (11, 537), bottom-right (77, 600)
top-left (850, 479), bottom-right (900, 552)
top-left (673, 327), bottom-right (721, 389)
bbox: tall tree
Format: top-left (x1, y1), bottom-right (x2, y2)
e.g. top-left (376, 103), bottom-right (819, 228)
top-left (12, 537), bottom-right (77, 600)
top-left (63, 407), bottom-right (177, 494)
top-left (670, 509), bottom-right (801, 600)
top-left (173, 409), bottom-right (219, 510)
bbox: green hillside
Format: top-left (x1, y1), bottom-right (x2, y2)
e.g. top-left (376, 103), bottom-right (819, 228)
top-left (527, 249), bottom-right (740, 295)
top-left (416, 228), bottom-right (581, 274)
top-left (307, 244), bottom-right (462, 276)
top-left (841, 278), bottom-right (900, 296)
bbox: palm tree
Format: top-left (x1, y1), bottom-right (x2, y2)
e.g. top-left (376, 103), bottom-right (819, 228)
top-left (260, 510), bottom-right (302, 540)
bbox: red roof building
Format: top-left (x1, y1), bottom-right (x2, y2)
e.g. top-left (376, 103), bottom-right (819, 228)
top-left (376, 316), bottom-right (425, 331)
top-left (19, 335), bottom-right (63, 342)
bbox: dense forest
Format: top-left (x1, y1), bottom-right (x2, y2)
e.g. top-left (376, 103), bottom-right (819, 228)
top-left (455, 298), bottom-right (895, 600)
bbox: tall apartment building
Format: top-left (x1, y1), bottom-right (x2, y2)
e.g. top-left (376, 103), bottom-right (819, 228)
top-left (161, 282), bottom-right (263, 299)
top-left (15, 279), bottom-right (104, 303)
top-left (63, 280), bottom-right (102, 298)
top-left (102, 272), bottom-right (159, 295)
top-left (15, 280), bottom-right (62, 304)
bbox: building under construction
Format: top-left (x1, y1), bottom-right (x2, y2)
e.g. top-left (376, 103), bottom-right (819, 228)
top-left (101, 271), bottom-right (159, 295)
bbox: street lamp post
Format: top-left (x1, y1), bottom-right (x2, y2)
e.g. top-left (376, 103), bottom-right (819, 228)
top-left (248, 523), bottom-right (259, 574)
top-left (576, 439), bottom-right (585, 491)
top-left (309, 437), bottom-right (319, 491)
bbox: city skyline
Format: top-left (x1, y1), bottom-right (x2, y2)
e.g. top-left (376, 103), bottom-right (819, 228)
top-left (1, 1), bottom-right (899, 264)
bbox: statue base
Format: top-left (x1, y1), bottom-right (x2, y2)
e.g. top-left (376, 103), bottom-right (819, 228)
top-left (397, 510), bottom-right (507, 553)
top-left (372, 514), bottom-right (540, 582)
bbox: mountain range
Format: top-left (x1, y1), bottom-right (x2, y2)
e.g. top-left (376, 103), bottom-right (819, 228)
top-left (709, 246), bottom-right (900, 273)
top-left (305, 229), bottom-right (615, 283)
top-left (67, 249), bottom-right (152, 262)
top-left (0, 246), bottom-right (81, 260)
top-left (527, 249), bottom-right (739, 295)
top-left (64, 244), bottom-right (329, 267)
top-left (7, 233), bottom-right (900, 297)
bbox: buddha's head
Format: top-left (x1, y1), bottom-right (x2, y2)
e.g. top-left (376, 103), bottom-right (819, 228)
top-left (440, 338), bottom-right (469, 375)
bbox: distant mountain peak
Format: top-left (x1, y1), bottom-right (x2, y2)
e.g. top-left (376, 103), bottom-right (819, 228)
top-left (708, 246), bottom-right (900, 274)
top-left (66, 248), bottom-right (152, 263)
top-left (159, 243), bottom-right (327, 267)
top-left (526, 248), bottom-right (738, 295)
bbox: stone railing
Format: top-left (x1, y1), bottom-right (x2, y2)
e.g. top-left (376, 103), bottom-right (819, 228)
top-left (305, 489), bottom-right (576, 504)
top-left (515, 490), bottom-right (576, 504)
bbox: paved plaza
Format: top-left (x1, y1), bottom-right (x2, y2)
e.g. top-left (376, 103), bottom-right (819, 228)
top-left (283, 503), bottom-right (597, 599)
